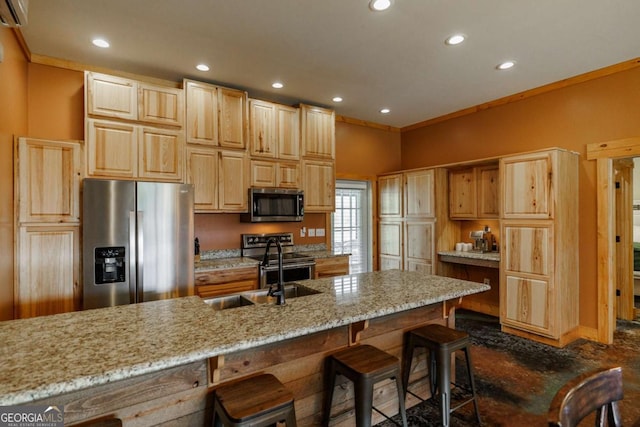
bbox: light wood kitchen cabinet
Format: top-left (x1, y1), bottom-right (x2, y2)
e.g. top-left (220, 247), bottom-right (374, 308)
top-left (194, 267), bottom-right (258, 298)
top-left (449, 164), bottom-right (499, 219)
top-left (379, 220), bottom-right (403, 271)
top-left (86, 119), bottom-right (183, 181)
top-left (250, 160), bottom-right (300, 189)
top-left (300, 104), bottom-right (335, 159)
top-left (16, 225), bottom-right (81, 318)
top-left (404, 220), bottom-right (434, 273)
top-left (405, 169), bottom-right (434, 218)
top-left (185, 79), bottom-right (218, 146)
top-left (249, 99), bottom-right (276, 158)
top-left (302, 159), bottom-right (334, 212)
top-left (378, 173), bottom-right (403, 218)
top-left (86, 72), bottom-right (138, 121)
top-left (218, 87), bottom-right (248, 149)
top-left (138, 82), bottom-right (184, 127)
top-left (500, 149), bottom-right (579, 347)
top-left (277, 105), bottom-right (300, 161)
top-left (314, 255), bottom-right (350, 278)
top-left (16, 137), bottom-right (82, 224)
top-left (186, 148), bottom-right (248, 212)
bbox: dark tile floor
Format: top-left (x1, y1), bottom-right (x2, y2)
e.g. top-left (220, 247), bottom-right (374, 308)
top-left (377, 310), bottom-right (640, 427)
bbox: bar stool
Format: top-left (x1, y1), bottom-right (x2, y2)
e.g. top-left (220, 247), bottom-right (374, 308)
top-left (402, 324), bottom-right (481, 427)
top-left (323, 344), bottom-right (408, 427)
top-left (212, 373), bottom-right (297, 426)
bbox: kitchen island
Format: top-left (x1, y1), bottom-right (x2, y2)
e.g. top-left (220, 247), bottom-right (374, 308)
top-left (0, 270), bottom-right (488, 426)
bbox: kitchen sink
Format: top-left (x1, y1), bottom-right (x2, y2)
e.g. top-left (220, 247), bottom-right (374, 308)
top-left (204, 284), bottom-right (321, 310)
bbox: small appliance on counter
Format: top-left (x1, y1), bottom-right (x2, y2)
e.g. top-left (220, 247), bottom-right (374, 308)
top-left (469, 228), bottom-right (493, 253)
top-left (241, 232), bottom-right (315, 288)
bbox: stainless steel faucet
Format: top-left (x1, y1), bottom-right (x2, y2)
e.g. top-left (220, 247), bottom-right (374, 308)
top-left (262, 237), bottom-right (286, 305)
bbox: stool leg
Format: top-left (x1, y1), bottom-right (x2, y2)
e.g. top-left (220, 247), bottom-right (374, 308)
top-left (285, 404), bottom-right (298, 427)
top-left (464, 347), bottom-right (482, 425)
top-left (401, 334), bottom-right (414, 399)
top-left (429, 349), bottom-right (437, 398)
top-left (212, 399), bottom-right (223, 427)
top-left (323, 359), bottom-right (337, 427)
top-left (354, 378), bottom-right (374, 427)
top-left (394, 374), bottom-right (409, 427)
top-left (437, 347), bottom-right (451, 427)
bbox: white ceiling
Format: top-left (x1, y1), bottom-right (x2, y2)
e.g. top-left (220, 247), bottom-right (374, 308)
top-left (19, 0), bottom-right (640, 128)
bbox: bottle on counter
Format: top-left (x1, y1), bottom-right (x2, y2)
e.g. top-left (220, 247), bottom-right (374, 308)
top-left (194, 237), bottom-right (201, 262)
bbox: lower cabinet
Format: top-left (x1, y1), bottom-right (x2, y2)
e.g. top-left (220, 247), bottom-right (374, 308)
top-left (16, 225), bottom-right (81, 318)
top-left (194, 266), bottom-right (258, 298)
top-left (379, 220), bottom-right (403, 271)
top-left (314, 255), bottom-right (350, 278)
top-left (404, 220), bottom-right (434, 273)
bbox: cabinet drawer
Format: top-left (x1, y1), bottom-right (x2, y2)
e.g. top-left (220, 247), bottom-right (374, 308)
top-left (315, 256), bottom-right (349, 278)
top-left (196, 280), bottom-right (256, 298)
top-left (195, 266), bottom-right (258, 285)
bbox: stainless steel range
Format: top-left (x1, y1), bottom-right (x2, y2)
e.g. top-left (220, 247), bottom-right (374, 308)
top-left (241, 233), bottom-right (316, 288)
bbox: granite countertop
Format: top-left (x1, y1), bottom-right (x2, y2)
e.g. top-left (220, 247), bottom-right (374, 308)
top-left (0, 270), bottom-right (488, 405)
top-left (438, 250), bottom-right (501, 262)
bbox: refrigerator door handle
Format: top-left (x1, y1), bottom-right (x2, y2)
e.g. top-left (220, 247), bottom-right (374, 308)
top-left (136, 211), bottom-right (144, 303)
top-left (129, 211), bottom-right (137, 304)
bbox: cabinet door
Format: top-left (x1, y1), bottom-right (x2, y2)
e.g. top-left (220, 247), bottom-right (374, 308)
top-left (187, 147), bottom-right (218, 212)
top-left (250, 160), bottom-right (277, 187)
top-left (218, 88), bottom-right (247, 149)
top-left (86, 119), bottom-right (137, 178)
top-left (219, 150), bottom-right (249, 211)
top-left (249, 99), bottom-right (276, 157)
top-left (503, 275), bottom-right (552, 335)
top-left (185, 80), bottom-right (218, 146)
top-left (379, 220), bottom-right (403, 271)
top-left (502, 223), bottom-right (552, 276)
top-left (277, 105), bottom-right (300, 160)
top-left (138, 126), bottom-right (183, 181)
top-left (16, 225), bottom-right (80, 318)
top-left (17, 138), bottom-right (82, 224)
top-left (86, 72), bottom-right (137, 121)
top-left (404, 220), bottom-right (434, 272)
top-left (405, 169), bottom-right (434, 218)
top-left (502, 152), bottom-right (553, 219)
top-left (477, 165), bottom-right (499, 218)
top-left (449, 168), bottom-right (476, 219)
top-left (302, 159), bottom-right (335, 212)
top-left (277, 162), bottom-right (300, 188)
top-left (300, 104), bottom-right (335, 159)
top-left (378, 174), bottom-right (403, 218)
top-left (138, 83), bottom-right (184, 127)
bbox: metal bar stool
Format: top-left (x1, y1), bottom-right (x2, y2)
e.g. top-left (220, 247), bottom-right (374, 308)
top-left (212, 373), bottom-right (297, 426)
top-left (401, 323), bottom-right (481, 427)
top-left (323, 344), bottom-right (408, 427)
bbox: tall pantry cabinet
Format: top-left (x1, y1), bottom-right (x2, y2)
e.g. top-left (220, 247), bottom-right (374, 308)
top-left (14, 137), bottom-right (83, 318)
top-left (500, 149), bottom-right (579, 347)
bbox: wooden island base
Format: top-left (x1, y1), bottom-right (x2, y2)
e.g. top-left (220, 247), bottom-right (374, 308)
top-left (43, 303), bottom-right (454, 426)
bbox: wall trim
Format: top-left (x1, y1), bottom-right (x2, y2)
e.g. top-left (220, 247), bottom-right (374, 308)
top-left (335, 115), bottom-right (401, 133)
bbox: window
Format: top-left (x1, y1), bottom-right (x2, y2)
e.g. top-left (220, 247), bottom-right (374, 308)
top-left (332, 180), bottom-right (371, 273)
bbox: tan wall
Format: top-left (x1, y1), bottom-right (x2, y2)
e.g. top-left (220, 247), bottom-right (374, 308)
top-left (0, 28), bottom-right (28, 320)
top-left (335, 121), bottom-right (402, 177)
top-left (401, 66), bottom-right (640, 330)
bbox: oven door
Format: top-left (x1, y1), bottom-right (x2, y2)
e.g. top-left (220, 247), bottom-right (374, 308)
top-left (259, 263), bottom-right (316, 288)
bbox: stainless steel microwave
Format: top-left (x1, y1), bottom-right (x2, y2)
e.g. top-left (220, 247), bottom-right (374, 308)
top-left (240, 188), bottom-right (304, 222)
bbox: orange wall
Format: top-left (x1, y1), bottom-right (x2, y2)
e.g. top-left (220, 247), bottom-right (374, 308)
top-left (401, 66), bottom-right (640, 330)
top-left (0, 28), bottom-right (28, 320)
top-left (335, 122), bottom-right (401, 176)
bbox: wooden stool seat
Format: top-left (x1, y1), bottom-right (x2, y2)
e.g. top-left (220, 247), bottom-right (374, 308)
top-left (402, 324), bottom-right (481, 427)
top-left (213, 373), bottom-right (297, 426)
top-left (324, 344), bottom-right (408, 427)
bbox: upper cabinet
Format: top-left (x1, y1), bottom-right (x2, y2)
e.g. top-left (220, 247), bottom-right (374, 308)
top-left (378, 174), bottom-right (403, 218)
top-left (405, 169), bottom-right (434, 218)
top-left (138, 82), bottom-right (184, 127)
top-left (218, 87), bottom-right (248, 149)
top-left (449, 164), bottom-right (499, 219)
top-left (249, 99), bottom-right (300, 160)
top-left (302, 159), bottom-right (335, 212)
top-left (185, 80), bottom-right (218, 146)
top-left (300, 104), bottom-right (335, 159)
top-left (502, 153), bottom-right (552, 219)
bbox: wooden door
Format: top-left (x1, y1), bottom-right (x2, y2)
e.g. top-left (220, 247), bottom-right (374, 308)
top-left (219, 150), bottom-right (249, 211)
top-left (218, 88), bottom-right (247, 149)
top-left (302, 159), bottom-right (335, 212)
top-left (16, 225), bottom-right (80, 318)
top-left (502, 151), bottom-right (553, 219)
top-left (138, 126), bottom-right (183, 181)
top-left (86, 72), bottom-right (137, 121)
top-left (138, 83), bottom-right (184, 127)
top-left (300, 104), bottom-right (335, 159)
top-left (249, 99), bottom-right (276, 157)
top-left (86, 119), bottom-right (137, 178)
top-left (614, 159), bottom-right (635, 320)
top-left (185, 80), bottom-right (218, 146)
top-left (404, 220), bottom-right (434, 273)
top-left (17, 138), bottom-right (82, 224)
top-left (277, 105), bottom-right (300, 160)
top-left (405, 169), bottom-right (434, 218)
top-left (250, 160), bottom-right (277, 187)
top-left (477, 165), bottom-right (500, 218)
top-left (186, 147), bottom-right (218, 212)
top-left (449, 168), bottom-right (476, 219)
top-left (378, 174), bottom-right (403, 218)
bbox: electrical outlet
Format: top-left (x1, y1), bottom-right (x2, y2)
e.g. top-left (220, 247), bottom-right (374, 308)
top-left (308, 228), bottom-right (316, 237)
top-left (300, 227), bottom-right (306, 237)
top-left (316, 228), bottom-right (325, 237)
top-left (483, 278), bottom-right (491, 286)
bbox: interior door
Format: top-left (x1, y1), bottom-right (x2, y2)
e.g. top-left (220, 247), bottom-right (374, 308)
top-left (613, 159), bottom-right (634, 320)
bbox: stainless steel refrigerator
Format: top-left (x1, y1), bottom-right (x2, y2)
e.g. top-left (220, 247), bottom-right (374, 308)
top-left (82, 179), bottom-right (194, 309)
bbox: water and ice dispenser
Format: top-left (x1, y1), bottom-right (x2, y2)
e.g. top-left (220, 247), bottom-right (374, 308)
top-left (94, 247), bottom-right (126, 284)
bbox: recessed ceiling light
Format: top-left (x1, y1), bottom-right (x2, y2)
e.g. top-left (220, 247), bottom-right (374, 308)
top-left (445, 34), bottom-right (465, 46)
top-left (196, 64), bottom-right (210, 72)
top-left (92, 38), bottom-right (110, 48)
top-left (332, 96), bottom-right (343, 103)
top-left (497, 60), bottom-right (516, 70)
top-left (380, 108), bottom-right (390, 114)
top-left (369, 0), bottom-right (392, 12)
top-left (272, 82), bottom-right (284, 89)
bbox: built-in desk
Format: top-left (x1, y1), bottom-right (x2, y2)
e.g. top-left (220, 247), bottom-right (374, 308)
top-left (438, 250), bottom-right (500, 269)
